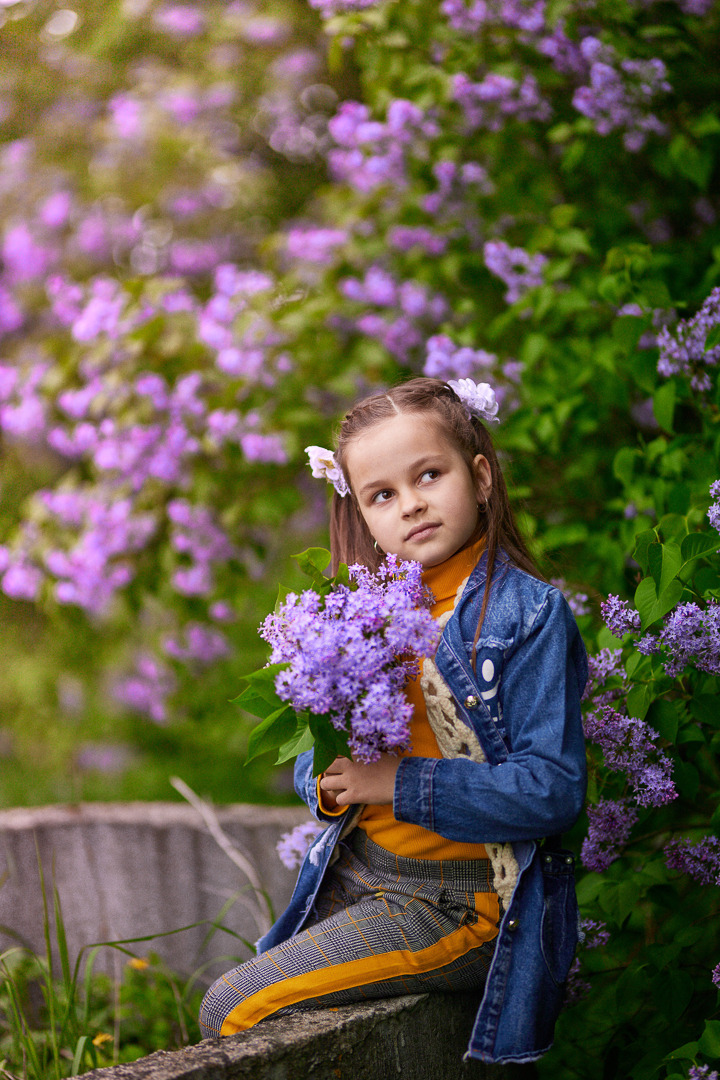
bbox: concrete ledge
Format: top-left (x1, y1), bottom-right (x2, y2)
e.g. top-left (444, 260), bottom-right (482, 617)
top-left (0, 802), bottom-right (309, 979)
top-left (75, 993), bottom-right (536, 1079)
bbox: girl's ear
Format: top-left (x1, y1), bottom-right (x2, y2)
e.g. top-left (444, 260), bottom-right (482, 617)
top-left (472, 454), bottom-right (492, 502)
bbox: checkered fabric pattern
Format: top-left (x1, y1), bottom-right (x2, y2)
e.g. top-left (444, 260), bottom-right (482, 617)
top-left (199, 831), bottom-right (500, 1039)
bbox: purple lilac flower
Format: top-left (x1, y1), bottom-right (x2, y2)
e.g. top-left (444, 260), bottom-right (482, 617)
top-left (153, 5), bottom-right (206, 36)
top-left (2, 223), bottom-right (53, 282)
top-left (260, 556), bottom-right (440, 763)
top-left (550, 578), bottom-right (591, 618)
top-left (442, 0), bottom-right (547, 34)
top-left (276, 821), bottom-right (324, 869)
top-left (483, 240), bottom-right (547, 304)
top-left (112, 652), bottom-right (177, 724)
top-left (109, 94), bottom-right (144, 139)
top-left (0, 286), bottom-right (23, 335)
top-left (659, 601), bottom-right (720, 676)
top-left (422, 159), bottom-right (494, 217)
top-left (328, 100), bottom-right (438, 194)
top-left (40, 191), bottom-right (73, 229)
top-left (388, 226), bottom-right (448, 256)
top-left (601, 594), bottom-right (641, 637)
top-left (581, 799), bottom-right (639, 871)
top-left (580, 919), bottom-right (611, 950)
top-left (572, 38), bottom-right (670, 152)
top-left (424, 335), bottom-right (497, 379)
top-left (453, 72), bottom-right (551, 133)
top-left (285, 227), bottom-right (348, 265)
top-left (657, 286), bottom-right (720, 393)
top-left (712, 963), bottom-right (720, 989)
top-left (564, 957), bottom-right (591, 1005)
top-left (1, 558), bottom-right (43, 601)
top-left (689, 1067), bottom-right (719, 1080)
top-left (664, 835), bottom-right (720, 886)
top-left (163, 623), bottom-right (231, 666)
top-left (708, 480), bottom-right (720, 534)
top-left (584, 705), bottom-right (676, 807)
top-left (240, 433), bottom-right (288, 464)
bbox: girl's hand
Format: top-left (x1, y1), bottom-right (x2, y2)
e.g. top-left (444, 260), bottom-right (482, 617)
top-left (319, 754), bottom-right (401, 808)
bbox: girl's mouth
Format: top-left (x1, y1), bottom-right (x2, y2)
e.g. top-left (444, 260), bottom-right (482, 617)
top-left (405, 523), bottom-right (440, 542)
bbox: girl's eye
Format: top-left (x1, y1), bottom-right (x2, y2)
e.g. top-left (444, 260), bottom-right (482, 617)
top-left (420, 469), bottom-right (440, 483)
top-left (372, 489), bottom-right (393, 504)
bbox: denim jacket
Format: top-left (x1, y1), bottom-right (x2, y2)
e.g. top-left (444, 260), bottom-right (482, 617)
top-left (257, 553), bottom-right (588, 1064)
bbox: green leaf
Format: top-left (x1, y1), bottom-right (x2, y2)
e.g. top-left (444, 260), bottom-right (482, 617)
top-left (238, 663), bottom-right (288, 690)
top-left (681, 532), bottom-right (719, 566)
top-left (699, 1020), bottom-right (720, 1058)
top-left (613, 446), bottom-right (639, 488)
top-left (706, 324), bottom-right (720, 351)
top-left (635, 576), bottom-right (684, 630)
top-left (633, 529), bottom-right (658, 575)
top-left (598, 878), bottom-right (641, 926)
top-left (653, 382), bottom-right (676, 432)
top-left (652, 969), bottom-right (694, 1022)
top-left (246, 705), bottom-right (298, 763)
top-left (647, 541), bottom-right (682, 594)
top-left (233, 685), bottom-right (283, 721)
top-left (292, 547), bottom-right (332, 581)
top-left (672, 760), bottom-right (700, 800)
top-left (627, 683), bottom-right (652, 721)
top-left (309, 714), bottom-right (351, 775)
top-left (646, 699), bottom-right (680, 742)
top-left (669, 135), bottom-right (713, 190)
top-left (276, 720), bottom-right (314, 765)
top-left (690, 694), bottom-right (720, 729)
top-left (613, 313), bottom-right (650, 355)
top-left (664, 1041), bottom-right (699, 1062)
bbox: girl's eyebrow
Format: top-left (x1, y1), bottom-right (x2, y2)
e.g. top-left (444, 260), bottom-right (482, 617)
top-left (357, 454), bottom-right (446, 496)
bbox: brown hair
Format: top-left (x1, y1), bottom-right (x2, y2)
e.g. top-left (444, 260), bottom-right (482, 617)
top-left (329, 377), bottom-right (544, 661)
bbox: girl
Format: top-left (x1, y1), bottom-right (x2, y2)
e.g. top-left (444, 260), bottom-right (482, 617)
top-left (199, 377), bottom-right (588, 1065)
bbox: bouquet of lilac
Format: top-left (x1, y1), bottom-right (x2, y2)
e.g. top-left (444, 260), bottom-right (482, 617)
top-left (236, 548), bottom-right (440, 774)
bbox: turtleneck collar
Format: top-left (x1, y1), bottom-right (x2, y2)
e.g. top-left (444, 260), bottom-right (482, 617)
top-left (421, 535), bottom-right (487, 608)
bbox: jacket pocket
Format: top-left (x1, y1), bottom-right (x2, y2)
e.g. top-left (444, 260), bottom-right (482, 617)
top-left (539, 852), bottom-right (579, 987)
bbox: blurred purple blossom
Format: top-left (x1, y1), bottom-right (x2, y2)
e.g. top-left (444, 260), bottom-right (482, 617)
top-left (285, 227), bottom-right (349, 265)
top-left (163, 622), bottom-right (231, 666)
top-left (484, 240), bottom-right (547, 304)
top-left (708, 480), bottom-right (720, 534)
top-left (453, 72), bottom-right (551, 132)
top-left (276, 821), bottom-right (324, 869)
top-left (112, 651), bottom-right (177, 723)
top-left (442, 0), bottom-right (547, 34)
top-left (550, 578), bottom-right (591, 619)
top-left (240, 432), bottom-right (288, 464)
top-left (424, 335), bottom-right (497, 380)
top-left (328, 100), bottom-right (438, 193)
top-left (581, 798), bottom-right (639, 871)
top-left (664, 834), bottom-right (720, 886)
top-left (572, 38), bottom-right (670, 151)
top-left (308, 0), bottom-right (377, 14)
top-left (657, 286), bottom-right (720, 392)
top-left (153, 5), bottom-right (207, 37)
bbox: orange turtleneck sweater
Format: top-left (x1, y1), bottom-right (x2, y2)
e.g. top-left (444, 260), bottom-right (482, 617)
top-left (320, 537), bottom-right (491, 864)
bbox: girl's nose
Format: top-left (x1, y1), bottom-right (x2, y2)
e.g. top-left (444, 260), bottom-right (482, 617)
top-left (399, 487), bottom-right (426, 516)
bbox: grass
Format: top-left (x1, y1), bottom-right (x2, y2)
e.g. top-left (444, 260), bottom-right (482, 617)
top-left (0, 850), bottom-right (256, 1079)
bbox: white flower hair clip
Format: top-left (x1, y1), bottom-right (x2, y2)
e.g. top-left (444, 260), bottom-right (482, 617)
top-left (447, 378), bottom-right (500, 423)
top-left (305, 445), bottom-right (350, 497)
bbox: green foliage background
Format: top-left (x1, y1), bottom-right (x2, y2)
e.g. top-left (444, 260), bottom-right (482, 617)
top-left (0, 0), bottom-right (719, 1076)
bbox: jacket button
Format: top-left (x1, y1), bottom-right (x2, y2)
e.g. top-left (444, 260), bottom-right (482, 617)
top-left (507, 918), bottom-right (519, 931)
top-left (464, 694), bottom-right (479, 709)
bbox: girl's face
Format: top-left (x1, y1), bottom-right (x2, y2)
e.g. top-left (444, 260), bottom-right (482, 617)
top-left (344, 411), bottom-right (491, 568)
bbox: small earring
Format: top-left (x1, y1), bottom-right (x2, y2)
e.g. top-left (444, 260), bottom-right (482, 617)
top-left (373, 539), bottom-right (383, 554)
top-left (477, 499), bottom-right (489, 513)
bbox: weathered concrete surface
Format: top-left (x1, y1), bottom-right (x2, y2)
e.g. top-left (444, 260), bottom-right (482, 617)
top-left (74, 994), bottom-right (537, 1079)
top-left (0, 802), bottom-right (309, 979)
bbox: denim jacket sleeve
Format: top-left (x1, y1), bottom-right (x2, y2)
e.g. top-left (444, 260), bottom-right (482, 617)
top-left (393, 571), bottom-right (587, 844)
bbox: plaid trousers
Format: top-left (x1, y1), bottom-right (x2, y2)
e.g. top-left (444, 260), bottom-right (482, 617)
top-left (199, 830), bottom-right (501, 1039)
